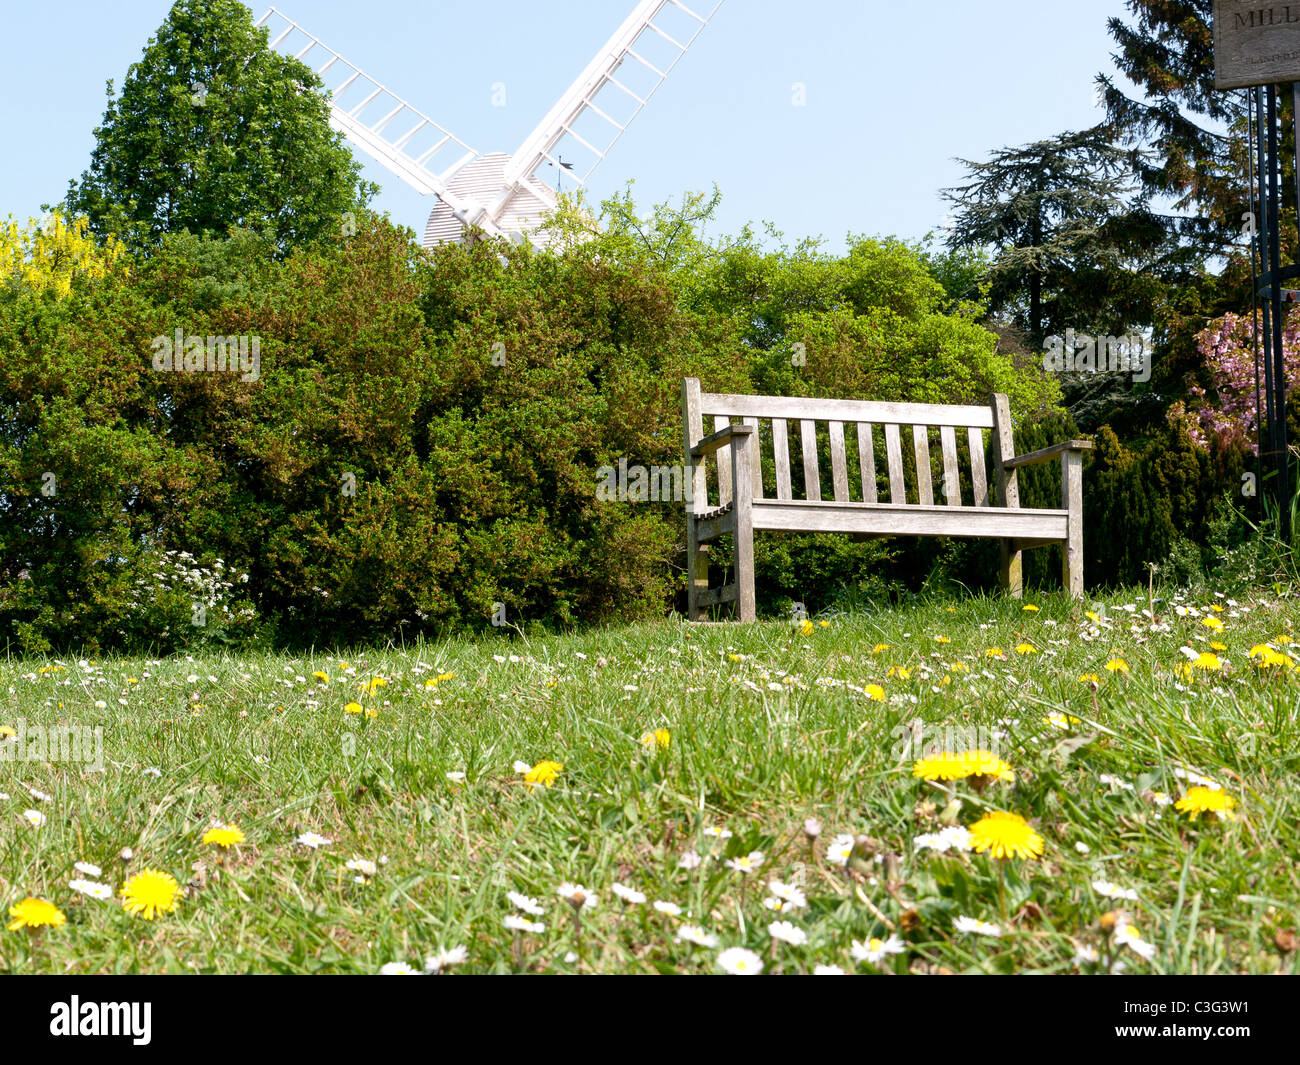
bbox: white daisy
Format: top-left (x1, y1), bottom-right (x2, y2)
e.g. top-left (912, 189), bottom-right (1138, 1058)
top-left (22, 809), bottom-right (46, 828)
top-left (555, 883), bottom-right (598, 911)
top-left (677, 850), bottom-right (702, 869)
top-left (295, 832), bottom-right (331, 849)
top-left (675, 925), bottom-right (719, 948)
top-left (346, 857), bottom-right (377, 876)
top-left (953, 915), bottom-right (1002, 937)
top-left (507, 891), bottom-right (545, 916)
top-left (826, 833), bottom-right (855, 867)
top-left (767, 920), bottom-right (807, 946)
top-left (850, 934), bottom-right (906, 964)
top-left (74, 861), bottom-right (102, 878)
top-left (724, 850), bottom-right (765, 875)
top-left (652, 900), bottom-right (682, 916)
top-left (702, 826), bottom-right (732, 840)
top-left (503, 915), bottom-right (545, 933)
top-left (813, 963), bottom-right (846, 974)
top-left (1092, 879), bottom-right (1139, 901)
top-left (69, 879), bottom-right (114, 900)
top-left (424, 946), bottom-right (469, 973)
top-left (1072, 944), bottom-right (1100, 965)
top-left (716, 946), bottom-right (764, 974)
top-left (378, 961), bottom-right (419, 975)
top-left (766, 881), bottom-right (807, 909)
top-left (611, 883), bottom-right (646, 905)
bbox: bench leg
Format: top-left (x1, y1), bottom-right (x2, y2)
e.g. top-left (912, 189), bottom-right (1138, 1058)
top-left (732, 435), bottom-right (756, 622)
top-left (999, 540), bottom-right (1023, 598)
top-left (1061, 450), bottom-right (1084, 597)
top-left (685, 517), bottom-right (710, 622)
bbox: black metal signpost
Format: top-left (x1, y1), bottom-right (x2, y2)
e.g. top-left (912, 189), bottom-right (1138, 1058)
top-left (1215, 3), bottom-right (1297, 537)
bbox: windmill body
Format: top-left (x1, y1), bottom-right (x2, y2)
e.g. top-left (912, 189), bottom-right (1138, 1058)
top-left (256, 2), bottom-right (723, 249)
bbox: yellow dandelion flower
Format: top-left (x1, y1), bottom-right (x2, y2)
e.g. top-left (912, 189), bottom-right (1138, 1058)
top-left (1192, 652), bottom-right (1222, 671)
top-left (1209, 641), bottom-right (1227, 651)
top-left (1249, 645), bottom-right (1294, 669)
top-left (968, 810), bottom-right (1044, 860)
top-left (948, 662), bottom-right (970, 674)
top-left (7, 897), bottom-right (66, 931)
top-left (1277, 633), bottom-right (1294, 645)
top-left (864, 683), bottom-right (885, 701)
top-left (1015, 642), bottom-right (1037, 655)
top-left (872, 644), bottom-right (892, 654)
top-left (1201, 616), bottom-right (1224, 632)
top-left (800, 619), bottom-right (815, 636)
top-left (1104, 658), bottom-right (1129, 674)
top-left (984, 647), bottom-right (1005, 659)
top-left (202, 824), bottom-right (244, 848)
top-left (934, 635), bottom-right (951, 644)
top-left (119, 869), bottom-right (183, 920)
top-left (818, 620), bottom-right (830, 628)
top-left (913, 752), bottom-right (971, 781)
top-left (962, 750), bottom-right (1015, 783)
top-left (524, 760), bottom-right (563, 787)
top-left (887, 666), bottom-right (911, 680)
top-left (344, 701), bottom-right (363, 714)
top-left (312, 671), bottom-right (329, 684)
top-left (1174, 786), bottom-right (1236, 822)
top-left (640, 728), bottom-right (671, 750)
top-left (0, 725), bottom-right (16, 739)
top-left (1022, 604), bottom-right (1039, 612)
top-left (1085, 610), bottom-right (1102, 623)
top-left (1045, 711), bottom-right (1082, 729)
top-left (1078, 673), bottom-right (1101, 686)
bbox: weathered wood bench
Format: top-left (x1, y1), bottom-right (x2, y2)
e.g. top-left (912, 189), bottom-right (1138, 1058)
top-left (681, 378), bottom-right (1092, 621)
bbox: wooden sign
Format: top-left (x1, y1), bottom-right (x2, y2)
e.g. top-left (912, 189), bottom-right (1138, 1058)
top-left (1215, 2), bottom-right (1300, 89)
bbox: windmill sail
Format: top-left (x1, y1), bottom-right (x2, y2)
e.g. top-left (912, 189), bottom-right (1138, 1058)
top-left (256, 2), bottom-right (724, 248)
top-left (254, 7), bottom-right (510, 238)
top-left (505, 0), bottom-right (725, 192)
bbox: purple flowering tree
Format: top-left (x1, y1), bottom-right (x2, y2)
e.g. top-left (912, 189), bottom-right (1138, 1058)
top-left (1175, 310), bottom-right (1300, 454)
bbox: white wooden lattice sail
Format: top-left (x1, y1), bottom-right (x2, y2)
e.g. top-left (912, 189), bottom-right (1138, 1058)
top-left (256, 2), bottom-right (723, 248)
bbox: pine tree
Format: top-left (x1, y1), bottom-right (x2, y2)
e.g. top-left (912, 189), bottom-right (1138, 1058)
top-left (942, 127), bottom-right (1159, 350)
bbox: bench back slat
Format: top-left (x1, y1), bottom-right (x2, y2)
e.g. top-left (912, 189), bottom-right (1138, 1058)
top-left (742, 416), bottom-right (763, 499)
top-left (939, 425), bottom-right (960, 506)
top-left (969, 427), bottom-right (988, 507)
top-left (715, 414), bottom-right (732, 506)
top-left (773, 418), bottom-right (792, 500)
top-left (912, 425), bottom-right (934, 506)
top-left (857, 423), bottom-right (877, 503)
top-left (828, 420), bottom-right (849, 502)
top-left (800, 419), bottom-right (821, 501)
top-left (884, 423), bottom-right (905, 503)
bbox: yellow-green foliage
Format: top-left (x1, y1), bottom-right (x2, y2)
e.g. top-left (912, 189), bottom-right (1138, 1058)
top-left (0, 211), bottom-right (125, 298)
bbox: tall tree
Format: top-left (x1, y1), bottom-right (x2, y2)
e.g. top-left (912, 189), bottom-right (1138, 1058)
top-left (64, 0), bottom-right (375, 253)
top-left (942, 127), bottom-right (1162, 349)
top-left (1099, 0), bottom-right (1262, 260)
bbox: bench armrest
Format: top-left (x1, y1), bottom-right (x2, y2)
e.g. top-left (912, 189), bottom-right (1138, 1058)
top-left (690, 423), bottom-right (755, 460)
top-left (1002, 439), bottom-right (1093, 471)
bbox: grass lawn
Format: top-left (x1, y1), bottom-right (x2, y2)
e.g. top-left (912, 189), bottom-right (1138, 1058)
top-left (2, 586), bottom-right (1298, 975)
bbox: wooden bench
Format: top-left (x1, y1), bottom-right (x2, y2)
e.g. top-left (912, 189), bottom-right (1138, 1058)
top-left (680, 378), bottom-right (1092, 621)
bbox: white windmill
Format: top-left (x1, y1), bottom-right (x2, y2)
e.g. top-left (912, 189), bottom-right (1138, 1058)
top-left (255, 2), bottom-right (724, 249)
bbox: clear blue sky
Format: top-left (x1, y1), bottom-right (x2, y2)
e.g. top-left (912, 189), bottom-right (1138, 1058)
top-left (1, 0), bottom-right (1139, 253)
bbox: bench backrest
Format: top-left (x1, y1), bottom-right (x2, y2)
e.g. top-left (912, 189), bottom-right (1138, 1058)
top-left (681, 378), bottom-right (1017, 513)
